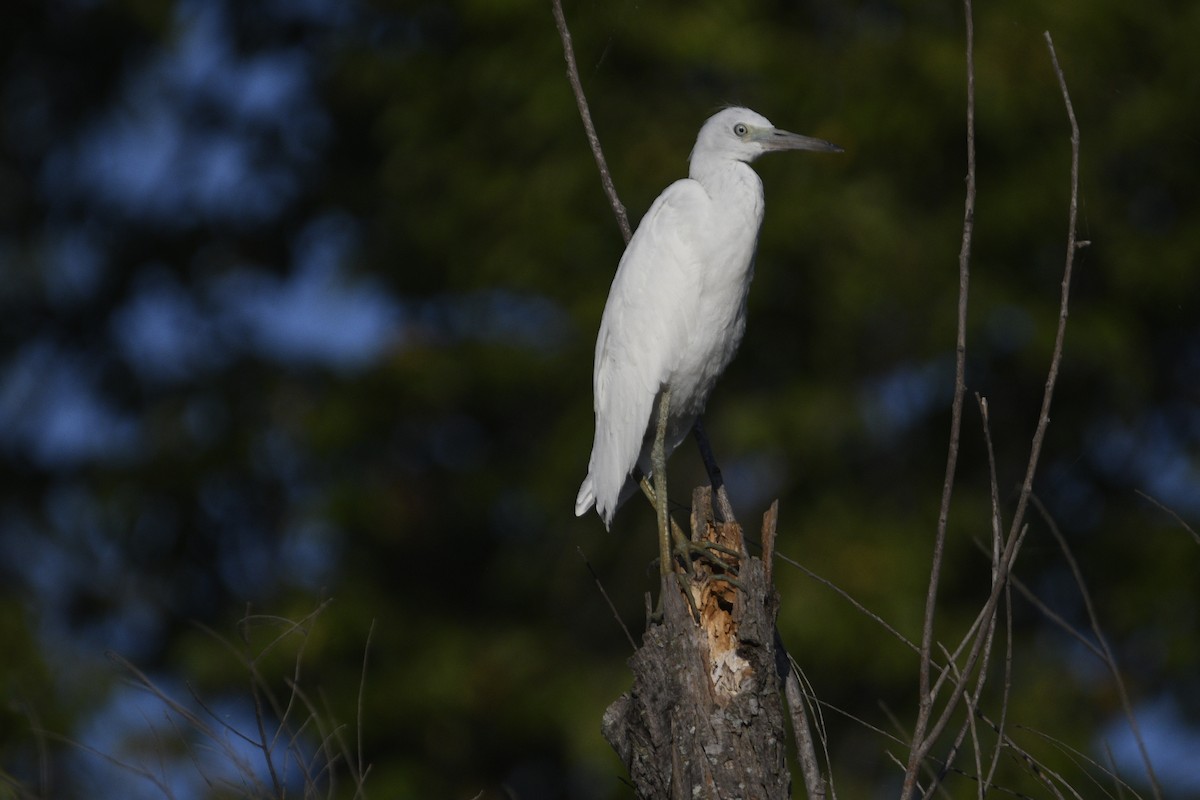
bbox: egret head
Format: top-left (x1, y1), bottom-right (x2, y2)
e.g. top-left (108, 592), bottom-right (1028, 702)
top-left (690, 106), bottom-right (841, 167)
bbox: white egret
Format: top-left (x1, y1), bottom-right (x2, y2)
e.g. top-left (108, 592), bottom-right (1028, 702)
top-left (574, 107), bottom-right (840, 573)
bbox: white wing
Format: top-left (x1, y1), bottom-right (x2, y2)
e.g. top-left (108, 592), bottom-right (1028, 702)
top-left (576, 178), bottom-right (710, 526)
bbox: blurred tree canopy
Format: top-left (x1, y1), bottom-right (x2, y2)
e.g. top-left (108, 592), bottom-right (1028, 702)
top-left (1, 0), bottom-right (1197, 797)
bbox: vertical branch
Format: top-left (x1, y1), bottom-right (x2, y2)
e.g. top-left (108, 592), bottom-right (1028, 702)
top-left (922, 397), bottom-right (1007, 800)
top-left (782, 643), bottom-right (827, 799)
top-left (550, 0), bottom-right (632, 244)
top-left (1004, 32), bottom-right (1086, 546)
top-left (977, 395), bottom-right (1012, 798)
top-left (904, 29), bottom-right (1088, 798)
top-left (981, 582), bottom-right (1014, 796)
top-left (905, 0), bottom-right (975, 794)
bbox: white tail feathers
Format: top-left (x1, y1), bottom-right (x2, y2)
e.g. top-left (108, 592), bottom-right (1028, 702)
top-left (576, 475), bottom-right (618, 531)
top-left (575, 479), bottom-right (595, 518)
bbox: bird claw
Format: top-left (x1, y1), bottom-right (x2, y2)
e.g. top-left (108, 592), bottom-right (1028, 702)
top-left (676, 539), bottom-right (744, 589)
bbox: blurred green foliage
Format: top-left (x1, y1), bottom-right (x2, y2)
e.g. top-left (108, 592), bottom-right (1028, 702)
top-left (1, 0), bottom-right (1198, 798)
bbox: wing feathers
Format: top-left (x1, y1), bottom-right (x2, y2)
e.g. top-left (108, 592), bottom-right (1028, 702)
top-left (578, 179), bottom-right (710, 524)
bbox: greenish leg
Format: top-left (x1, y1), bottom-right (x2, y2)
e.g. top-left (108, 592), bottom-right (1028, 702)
top-left (653, 387), bottom-right (672, 576)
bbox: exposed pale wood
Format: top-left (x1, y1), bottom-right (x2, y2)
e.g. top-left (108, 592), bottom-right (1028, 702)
top-left (602, 487), bottom-right (793, 799)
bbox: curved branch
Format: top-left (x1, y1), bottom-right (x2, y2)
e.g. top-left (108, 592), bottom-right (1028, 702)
top-left (550, 0), bottom-right (632, 243)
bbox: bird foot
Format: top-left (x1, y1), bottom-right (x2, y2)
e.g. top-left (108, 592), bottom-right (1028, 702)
top-left (677, 539), bottom-right (745, 592)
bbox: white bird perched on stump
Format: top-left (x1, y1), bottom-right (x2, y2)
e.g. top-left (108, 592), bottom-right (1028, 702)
top-left (575, 107), bottom-right (841, 574)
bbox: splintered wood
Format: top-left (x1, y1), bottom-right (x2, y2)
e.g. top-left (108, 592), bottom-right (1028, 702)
top-left (689, 487), bottom-right (752, 701)
top-left (602, 486), bottom-right (790, 800)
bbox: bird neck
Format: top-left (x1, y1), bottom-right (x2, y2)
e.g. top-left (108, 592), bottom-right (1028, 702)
top-left (689, 158), bottom-right (764, 222)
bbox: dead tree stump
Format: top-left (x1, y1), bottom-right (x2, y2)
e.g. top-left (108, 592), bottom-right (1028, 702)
top-left (602, 487), bottom-right (790, 800)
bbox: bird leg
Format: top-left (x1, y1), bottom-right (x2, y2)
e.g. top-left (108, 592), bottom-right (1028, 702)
top-left (639, 477), bottom-right (739, 582)
top-left (638, 476), bottom-right (689, 564)
top-left (652, 387), bottom-right (672, 576)
top-left (692, 417), bottom-right (737, 524)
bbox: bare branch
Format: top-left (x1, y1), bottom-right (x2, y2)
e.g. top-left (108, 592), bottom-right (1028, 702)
top-left (905, 28), bottom-right (1091, 796)
top-left (791, 660), bottom-right (839, 799)
top-left (1135, 489), bottom-right (1200, 545)
top-left (913, 409), bottom-right (1035, 794)
top-left (1021, 724), bottom-right (1145, 799)
top-left (780, 642), bottom-right (828, 800)
top-left (922, 565), bottom-right (1002, 800)
top-left (907, 0), bottom-right (976, 790)
top-left (915, 398), bottom-right (1007, 798)
top-left (981, 582), bottom-right (1014, 795)
top-left (925, 645), bottom-right (983, 800)
top-left (975, 393), bottom-right (1012, 796)
top-left (550, 0), bottom-right (631, 243)
top-left (1008, 572), bottom-right (1106, 662)
top-left (578, 546), bottom-right (638, 651)
top-left (976, 395), bottom-right (1004, 572)
top-left (776, 550), bottom-right (919, 654)
top-left (917, 520), bottom-right (1033, 781)
top-left (1004, 31), bottom-right (1082, 549)
top-left (1032, 495), bottom-right (1163, 799)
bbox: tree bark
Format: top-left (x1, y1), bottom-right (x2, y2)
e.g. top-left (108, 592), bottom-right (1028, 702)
top-left (602, 487), bottom-right (790, 800)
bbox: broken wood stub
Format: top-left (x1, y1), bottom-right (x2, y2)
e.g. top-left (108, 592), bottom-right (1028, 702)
top-left (602, 487), bottom-right (790, 799)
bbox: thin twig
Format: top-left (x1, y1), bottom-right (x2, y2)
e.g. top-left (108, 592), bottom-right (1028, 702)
top-left (881, 706), bottom-right (951, 800)
top-left (64, 607), bottom-right (368, 799)
top-left (975, 393), bottom-right (1012, 797)
top-left (1105, 742), bottom-right (1133, 800)
top-left (964, 393), bottom-right (1012, 796)
top-left (775, 550), bottom-right (919, 654)
top-left (793, 660), bottom-right (838, 799)
top-left (1008, 572), bottom-right (1105, 661)
top-left (907, 27), bottom-right (1089, 796)
top-left (1020, 724), bottom-right (1144, 799)
top-left (778, 538), bottom-right (1038, 797)
top-left (918, 521), bottom-right (1032, 779)
top-left (914, 354), bottom-right (1024, 789)
top-left (357, 619), bottom-right (374, 793)
top-left (926, 645), bottom-right (982, 800)
top-left (907, 0), bottom-right (976, 792)
top-left (578, 546), bottom-right (638, 651)
top-left (779, 636), bottom-right (827, 799)
top-left (1031, 495), bottom-right (1163, 799)
top-left (977, 395), bottom-right (1004, 575)
top-left (930, 396), bottom-right (1003, 800)
top-left (1004, 31), bottom-right (1082, 560)
top-left (551, 0), bottom-right (631, 243)
top-left (982, 581), bottom-right (1014, 795)
top-left (971, 718), bottom-right (1081, 800)
top-left (250, 678), bottom-right (285, 797)
top-left (1013, 727), bottom-right (1120, 800)
top-left (923, 555), bottom-right (1002, 800)
top-left (1134, 489), bottom-right (1200, 545)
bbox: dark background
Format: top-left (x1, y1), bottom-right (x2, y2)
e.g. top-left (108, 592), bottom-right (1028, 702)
top-left (1, 0), bottom-right (1197, 797)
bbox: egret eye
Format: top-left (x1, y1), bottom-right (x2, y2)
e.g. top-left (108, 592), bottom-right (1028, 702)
top-left (733, 123), bottom-right (749, 137)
